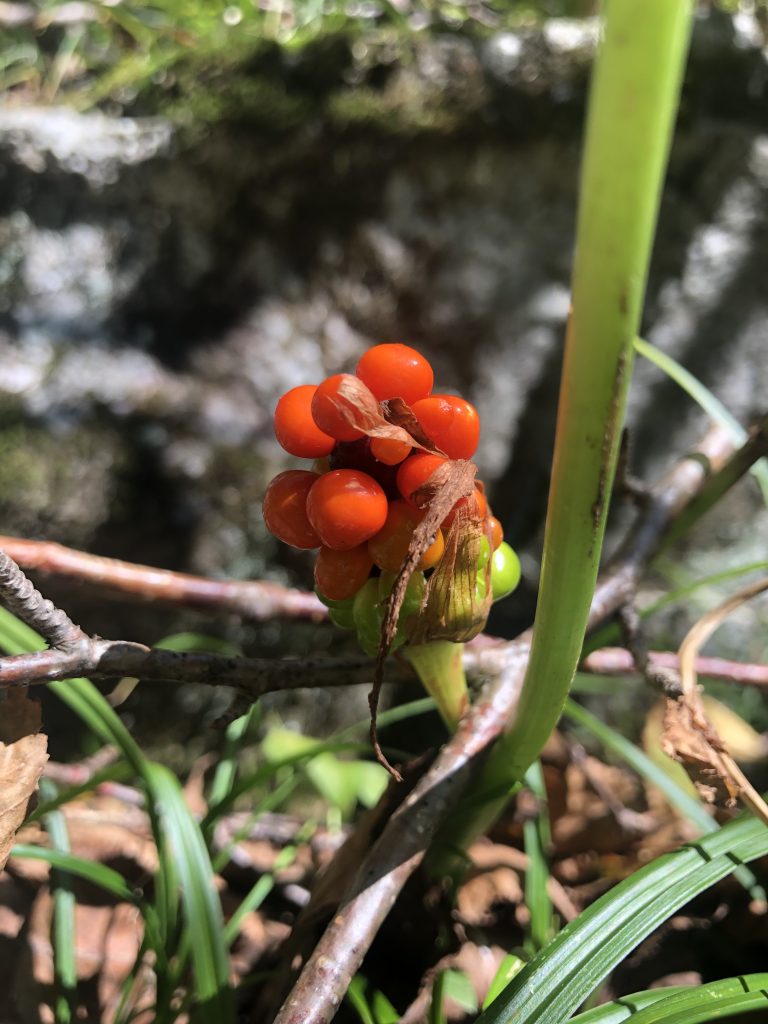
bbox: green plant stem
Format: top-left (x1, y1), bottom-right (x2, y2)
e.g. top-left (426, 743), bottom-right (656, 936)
top-left (403, 641), bottom-right (468, 730)
top-left (436, 0), bottom-right (695, 857)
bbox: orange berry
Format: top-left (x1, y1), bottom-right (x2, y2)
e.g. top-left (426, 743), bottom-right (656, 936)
top-left (411, 394), bottom-right (480, 460)
top-left (370, 437), bottom-right (412, 466)
top-left (274, 385), bottom-right (335, 459)
top-left (306, 469), bottom-right (388, 550)
top-left (396, 453), bottom-right (449, 509)
top-left (315, 545), bottom-right (373, 601)
top-left (356, 343), bottom-right (434, 405)
top-left (262, 470), bottom-right (321, 549)
top-left (312, 373), bottom-right (375, 443)
top-left (368, 499), bottom-right (444, 573)
top-left (442, 487), bottom-right (488, 528)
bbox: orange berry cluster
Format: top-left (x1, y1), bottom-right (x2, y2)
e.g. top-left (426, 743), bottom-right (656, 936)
top-left (262, 344), bottom-right (505, 604)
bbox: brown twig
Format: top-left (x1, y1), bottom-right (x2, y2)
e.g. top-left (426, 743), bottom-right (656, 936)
top-left (581, 646), bottom-right (768, 688)
top-left (0, 628), bottom-right (384, 697)
top-left (0, 537), bottom-right (326, 623)
top-left (0, 550), bottom-right (88, 653)
top-left (270, 423), bottom-right (740, 1024)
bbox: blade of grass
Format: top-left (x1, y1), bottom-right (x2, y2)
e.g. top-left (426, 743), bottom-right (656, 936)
top-left (585, 557), bottom-right (768, 655)
top-left (40, 779), bottom-right (77, 1024)
top-left (634, 337), bottom-right (768, 506)
top-left (564, 695), bottom-right (764, 897)
top-left (211, 774), bottom-right (300, 873)
top-left (475, 812), bottom-right (768, 1024)
top-left (572, 972), bottom-right (768, 1023)
top-left (224, 843), bottom-right (299, 947)
top-left (12, 845), bottom-right (136, 902)
top-left (143, 763), bottom-right (233, 1021)
top-left (522, 763), bottom-right (555, 952)
top-left (0, 607), bottom-right (232, 1017)
top-left (27, 762), bottom-right (134, 823)
top-left (429, 971), bottom-right (447, 1024)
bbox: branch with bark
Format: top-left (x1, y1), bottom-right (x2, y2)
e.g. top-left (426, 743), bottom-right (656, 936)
top-left (0, 537), bottom-right (326, 623)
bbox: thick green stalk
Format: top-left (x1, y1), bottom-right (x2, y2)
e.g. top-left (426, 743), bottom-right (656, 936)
top-left (404, 641), bottom-right (468, 730)
top-left (438, 0), bottom-right (695, 855)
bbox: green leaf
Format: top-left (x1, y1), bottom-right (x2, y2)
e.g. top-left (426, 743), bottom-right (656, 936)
top-left (261, 727), bottom-right (388, 817)
top-left (40, 780), bottom-right (77, 1024)
top-left (522, 763), bottom-right (555, 952)
top-left (634, 337), bottom-right (768, 506)
top-left (571, 973), bottom-right (768, 1023)
top-left (483, 955), bottom-right (527, 1010)
top-left (27, 762), bottom-right (134, 823)
top-left (442, 970), bottom-right (478, 1014)
top-left (346, 976), bottom-right (399, 1024)
top-left (143, 764), bottom-right (233, 1020)
top-left (475, 813), bottom-right (768, 1024)
top-left (12, 845), bottom-right (136, 903)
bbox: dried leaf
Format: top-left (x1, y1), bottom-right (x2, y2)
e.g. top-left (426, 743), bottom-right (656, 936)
top-left (664, 576), bottom-right (768, 820)
top-left (661, 695), bottom-right (739, 806)
top-left (325, 377), bottom-right (445, 455)
top-left (0, 691), bottom-right (48, 872)
top-left (380, 397), bottom-right (444, 452)
top-left (368, 462), bottom-right (491, 778)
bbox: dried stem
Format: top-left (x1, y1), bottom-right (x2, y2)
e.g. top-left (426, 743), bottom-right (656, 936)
top-left (0, 537), bottom-right (326, 623)
top-left (580, 646), bottom-right (768, 689)
top-left (0, 629), bottom-right (387, 696)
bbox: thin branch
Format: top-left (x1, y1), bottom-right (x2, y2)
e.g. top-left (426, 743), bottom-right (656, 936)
top-left (580, 646), bottom-right (768, 688)
top-left (0, 537), bottom-right (326, 623)
top-left (0, 550), bottom-right (87, 653)
top-left (0, 631), bottom-right (383, 697)
top-left (270, 422), bottom-right (740, 1024)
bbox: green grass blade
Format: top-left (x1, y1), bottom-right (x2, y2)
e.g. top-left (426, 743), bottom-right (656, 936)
top-left (27, 762), bottom-right (134, 823)
top-left (429, 971), bottom-right (447, 1024)
top-left (634, 337), bottom-right (768, 506)
top-left (40, 780), bottom-right (77, 1024)
top-left (207, 706), bottom-right (260, 816)
top-left (483, 955), bottom-right (527, 1011)
top-left (144, 763), bottom-right (233, 1020)
top-left (522, 763), bottom-right (555, 952)
top-left (563, 696), bottom-right (763, 896)
top-left (211, 775), bottom-right (300, 873)
top-left (640, 559), bottom-right (768, 620)
top-left (13, 844), bottom-right (136, 902)
top-left (475, 813), bottom-right (768, 1024)
top-left (346, 976), bottom-right (377, 1024)
top-left (572, 973), bottom-right (768, 1024)
top-left (568, 988), bottom-right (686, 1023)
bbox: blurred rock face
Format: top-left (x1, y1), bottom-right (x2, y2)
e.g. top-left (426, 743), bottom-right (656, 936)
top-left (0, 11), bottom-right (766, 646)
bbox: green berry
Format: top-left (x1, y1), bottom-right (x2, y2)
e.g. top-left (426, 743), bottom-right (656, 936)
top-left (490, 542), bottom-right (521, 600)
top-left (329, 602), bottom-right (356, 629)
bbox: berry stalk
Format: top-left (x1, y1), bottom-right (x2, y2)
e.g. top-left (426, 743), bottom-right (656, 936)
top-left (403, 641), bottom-right (468, 731)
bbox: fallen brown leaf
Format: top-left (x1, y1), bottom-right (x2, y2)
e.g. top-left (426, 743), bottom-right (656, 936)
top-left (0, 691), bottom-right (48, 871)
top-left (663, 576), bottom-right (768, 821)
